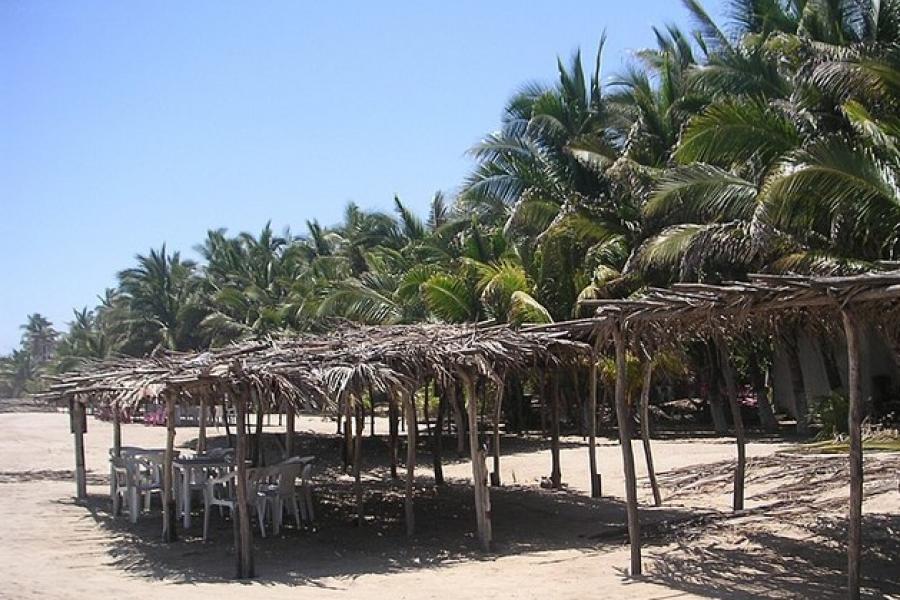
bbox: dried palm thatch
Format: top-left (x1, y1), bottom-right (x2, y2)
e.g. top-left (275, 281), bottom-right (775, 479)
top-left (39, 324), bottom-right (592, 411)
top-left (532, 270), bottom-right (900, 351)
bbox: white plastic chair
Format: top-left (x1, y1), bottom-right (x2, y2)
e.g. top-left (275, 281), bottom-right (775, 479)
top-left (256, 459), bottom-right (306, 535)
top-left (110, 456), bottom-right (161, 523)
top-left (202, 469), bottom-right (267, 541)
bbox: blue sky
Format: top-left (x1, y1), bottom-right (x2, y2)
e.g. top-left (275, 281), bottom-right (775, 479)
top-left (0, 1), bottom-right (722, 352)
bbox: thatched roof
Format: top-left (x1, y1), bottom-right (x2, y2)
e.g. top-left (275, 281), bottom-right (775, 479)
top-left (534, 270), bottom-right (900, 347)
top-left (40, 324), bottom-right (591, 410)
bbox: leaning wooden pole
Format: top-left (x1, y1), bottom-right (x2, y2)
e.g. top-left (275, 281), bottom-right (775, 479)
top-left (842, 309), bottom-right (863, 600)
top-left (404, 389), bottom-right (417, 537)
top-left (490, 377), bottom-right (505, 487)
top-left (233, 385), bottom-right (255, 579)
top-left (588, 352), bottom-right (601, 497)
top-left (717, 337), bottom-right (746, 512)
top-left (612, 322), bottom-right (641, 575)
top-left (463, 372), bottom-right (491, 551)
top-left (638, 355), bottom-right (661, 507)
top-left (162, 392), bottom-right (178, 542)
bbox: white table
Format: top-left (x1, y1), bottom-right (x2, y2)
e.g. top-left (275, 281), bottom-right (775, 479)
top-left (173, 456), bottom-right (231, 529)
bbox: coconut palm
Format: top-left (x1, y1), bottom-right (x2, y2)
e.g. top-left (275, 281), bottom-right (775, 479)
top-left (117, 245), bottom-right (207, 353)
top-left (20, 313), bottom-right (58, 365)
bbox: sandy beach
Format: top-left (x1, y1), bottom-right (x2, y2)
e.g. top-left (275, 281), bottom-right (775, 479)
top-left (0, 411), bottom-right (897, 599)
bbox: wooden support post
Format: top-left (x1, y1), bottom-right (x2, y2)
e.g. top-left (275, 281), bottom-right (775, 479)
top-left (223, 400), bottom-right (233, 448)
top-left (72, 399), bottom-right (87, 500)
top-left (463, 372), bottom-right (491, 551)
top-left (490, 378), bottom-right (504, 487)
top-left (389, 394), bottom-right (399, 480)
top-left (198, 396), bottom-right (207, 454)
top-left (253, 390), bottom-right (265, 467)
top-left (433, 384), bottom-right (446, 486)
top-left (369, 385), bottom-right (375, 437)
top-left (550, 375), bottom-right (562, 489)
top-left (285, 403), bottom-right (295, 458)
top-left (354, 399), bottom-right (364, 527)
top-left (423, 381), bottom-right (431, 439)
top-left (588, 355), bottom-right (601, 498)
top-left (343, 397), bottom-right (353, 474)
top-left (717, 338), bottom-right (746, 512)
top-left (842, 309), bottom-right (863, 600)
top-left (612, 322), bottom-right (641, 576)
top-left (453, 390), bottom-right (466, 456)
top-left (639, 355), bottom-right (662, 507)
top-left (404, 390), bottom-right (417, 537)
top-left (162, 393), bottom-right (178, 542)
top-left (112, 401), bottom-right (122, 458)
top-left (234, 387), bottom-right (254, 579)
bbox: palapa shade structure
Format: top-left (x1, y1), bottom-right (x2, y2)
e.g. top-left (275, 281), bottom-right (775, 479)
top-left (42, 323), bottom-right (591, 578)
top-left (534, 269), bottom-right (900, 600)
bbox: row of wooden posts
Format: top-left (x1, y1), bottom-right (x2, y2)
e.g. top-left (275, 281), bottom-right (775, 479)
top-left (69, 312), bottom-right (866, 597)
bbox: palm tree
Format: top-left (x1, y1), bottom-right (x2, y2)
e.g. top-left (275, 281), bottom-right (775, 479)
top-left (20, 313), bottom-right (58, 365)
top-left (117, 245), bottom-right (206, 353)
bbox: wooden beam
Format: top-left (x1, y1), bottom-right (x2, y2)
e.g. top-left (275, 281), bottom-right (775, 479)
top-left (588, 357), bottom-right (600, 498)
top-left (612, 322), bottom-right (641, 575)
top-left (842, 309), bottom-right (863, 600)
top-left (162, 393), bottom-right (177, 542)
top-left (463, 372), bottom-right (491, 551)
top-left (717, 338), bottom-right (746, 511)
top-left (404, 389), bottom-right (417, 537)
top-left (72, 399), bottom-right (87, 500)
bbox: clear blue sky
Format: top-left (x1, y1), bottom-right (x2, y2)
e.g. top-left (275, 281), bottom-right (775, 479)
top-left (0, 1), bottom-right (723, 353)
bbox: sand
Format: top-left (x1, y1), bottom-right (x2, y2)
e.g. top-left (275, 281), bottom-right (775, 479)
top-left (0, 411), bottom-right (897, 599)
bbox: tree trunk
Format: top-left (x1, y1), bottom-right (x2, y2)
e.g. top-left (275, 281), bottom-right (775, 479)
top-left (785, 336), bottom-right (810, 435)
top-left (706, 342), bottom-right (729, 434)
top-left (613, 322), bottom-right (641, 576)
top-left (550, 376), bottom-right (562, 489)
top-left (717, 339), bottom-right (746, 512)
top-left (842, 310), bottom-right (863, 600)
top-left (751, 362), bottom-right (778, 433)
top-left (639, 359), bottom-right (661, 507)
